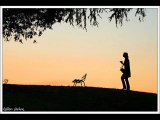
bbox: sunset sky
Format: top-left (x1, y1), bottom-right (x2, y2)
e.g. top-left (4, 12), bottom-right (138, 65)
top-left (2, 8), bottom-right (158, 93)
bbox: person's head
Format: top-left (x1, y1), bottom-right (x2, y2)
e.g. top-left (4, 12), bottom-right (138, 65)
top-left (123, 52), bottom-right (128, 58)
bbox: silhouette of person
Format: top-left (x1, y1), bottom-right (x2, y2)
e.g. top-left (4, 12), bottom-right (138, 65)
top-left (120, 52), bottom-right (131, 91)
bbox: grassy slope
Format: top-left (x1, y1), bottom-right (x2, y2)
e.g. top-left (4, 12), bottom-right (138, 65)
top-left (3, 84), bottom-right (157, 111)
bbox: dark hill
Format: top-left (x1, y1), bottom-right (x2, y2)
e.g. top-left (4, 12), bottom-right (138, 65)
top-left (3, 84), bottom-right (157, 112)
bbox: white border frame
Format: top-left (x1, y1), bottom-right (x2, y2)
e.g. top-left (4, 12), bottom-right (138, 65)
top-left (0, 6), bottom-right (2, 114)
top-left (0, 6), bottom-right (159, 114)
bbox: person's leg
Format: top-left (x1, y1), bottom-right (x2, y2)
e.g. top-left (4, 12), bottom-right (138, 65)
top-left (121, 75), bottom-right (126, 89)
top-left (125, 78), bottom-right (130, 90)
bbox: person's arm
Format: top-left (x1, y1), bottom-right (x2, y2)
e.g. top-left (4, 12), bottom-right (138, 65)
top-left (120, 61), bottom-right (124, 65)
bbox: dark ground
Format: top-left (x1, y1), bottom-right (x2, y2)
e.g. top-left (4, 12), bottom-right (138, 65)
top-left (3, 84), bottom-right (158, 112)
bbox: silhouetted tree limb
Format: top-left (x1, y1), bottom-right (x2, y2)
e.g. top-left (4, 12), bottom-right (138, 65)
top-left (3, 8), bottom-right (146, 43)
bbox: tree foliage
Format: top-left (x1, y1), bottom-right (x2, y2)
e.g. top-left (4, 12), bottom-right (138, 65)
top-left (3, 8), bottom-right (146, 43)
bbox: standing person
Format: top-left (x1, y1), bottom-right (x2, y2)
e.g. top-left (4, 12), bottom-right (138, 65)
top-left (120, 52), bottom-right (131, 91)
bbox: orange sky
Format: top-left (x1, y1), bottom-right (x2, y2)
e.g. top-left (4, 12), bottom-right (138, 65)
top-left (2, 8), bottom-right (158, 93)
